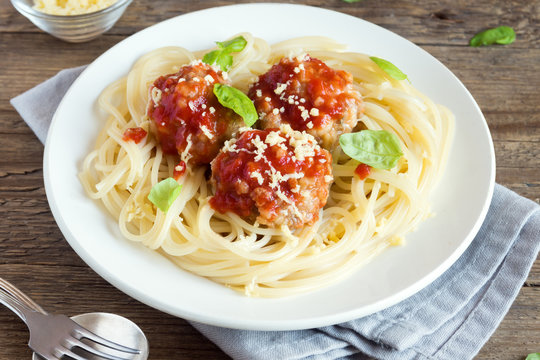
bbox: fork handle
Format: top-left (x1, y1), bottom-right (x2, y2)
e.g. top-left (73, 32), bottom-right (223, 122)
top-left (0, 278), bottom-right (46, 325)
top-left (0, 277), bottom-right (46, 314)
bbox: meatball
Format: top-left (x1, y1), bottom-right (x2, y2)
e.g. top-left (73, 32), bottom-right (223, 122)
top-left (147, 60), bottom-right (243, 166)
top-left (210, 125), bottom-right (333, 229)
top-left (248, 54), bottom-right (363, 150)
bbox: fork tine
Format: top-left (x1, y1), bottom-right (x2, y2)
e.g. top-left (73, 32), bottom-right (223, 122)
top-left (74, 326), bottom-right (141, 354)
top-left (53, 346), bottom-right (87, 360)
top-left (64, 337), bottom-right (131, 360)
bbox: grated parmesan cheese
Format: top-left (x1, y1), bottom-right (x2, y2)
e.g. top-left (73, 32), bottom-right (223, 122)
top-left (221, 138), bottom-right (238, 153)
top-left (33, 0), bottom-right (118, 15)
top-left (180, 134), bottom-right (193, 163)
top-left (250, 171), bottom-right (264, 185)
top-left (151, 87), bottom-right (162, 106)
top-left (274, 83), bottom-right (287, 95)
top-left (264, 131), bottom-right (286, 146)
top-left (200, 125), bottom-right (214, 139)
top-left (251, 135), bottom-right (268, 161)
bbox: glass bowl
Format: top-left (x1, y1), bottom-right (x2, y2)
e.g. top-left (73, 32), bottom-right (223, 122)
top-left (10, 0), bottom-right (133, 43)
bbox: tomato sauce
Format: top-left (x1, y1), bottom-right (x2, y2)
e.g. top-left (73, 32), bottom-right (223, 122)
top-left (210, 128), bottom-right (331, 218)
top-left (147, 62), bottom-right (236, 165)
top-left (248, 55), bottom-right (357, 131)
top-left (354, 163), bottom-right (371, 180)
top-left (122, 127), bottom-right (147, 144)
top-left (173, 160), bottom-right (187, 180)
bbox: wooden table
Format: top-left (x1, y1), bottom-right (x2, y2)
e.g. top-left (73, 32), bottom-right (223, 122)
top-left (1, 0), bottom-right (538, 359)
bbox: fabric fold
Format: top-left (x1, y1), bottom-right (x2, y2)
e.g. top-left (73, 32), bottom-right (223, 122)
top-left (10, 66), bottom-right (86, 144)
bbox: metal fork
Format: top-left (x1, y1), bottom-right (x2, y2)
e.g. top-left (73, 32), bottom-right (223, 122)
top-left (0, 277), bottom-right (141, 360)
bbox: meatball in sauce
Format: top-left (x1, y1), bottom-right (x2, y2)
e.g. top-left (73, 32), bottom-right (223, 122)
top-left (248, 54), bottom-right (363, 150)
top-left (210, 125), bottom-right (333, 229)
top-left (147, 60), bottom-right (243, 166)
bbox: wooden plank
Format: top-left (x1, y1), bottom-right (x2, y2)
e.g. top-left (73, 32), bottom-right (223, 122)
top-left (0, 132), bottom-right (43, 160)
top-left (421, 45), bottom-right (540, 114)
top-left (494, 141), bottom-right (540, 172)
top-left (487, 111), bottom-right (540, 142)
top-left (0, 33), bottom-right (123, 110)
top-left (494, 140), bottom-right (540, 168)
top-left (1, 0), bottom-right (539, 48)
top-left (0, 109), bottom-right (40, 134)
top-left (528, 258), bottom-right (540, 284)
top-left (477, 287), bottom-right (540, 360)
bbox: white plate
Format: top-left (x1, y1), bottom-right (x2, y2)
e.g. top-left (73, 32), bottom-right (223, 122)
top-left (44, 4), bottom-right (495, 330)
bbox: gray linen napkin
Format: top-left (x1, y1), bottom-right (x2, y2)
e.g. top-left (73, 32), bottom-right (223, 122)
top-left (11, 67), bottom-right (540, 360)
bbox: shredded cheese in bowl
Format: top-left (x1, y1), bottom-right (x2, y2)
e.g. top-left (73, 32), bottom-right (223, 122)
top-left (33, 0), bottom-right (118, 15)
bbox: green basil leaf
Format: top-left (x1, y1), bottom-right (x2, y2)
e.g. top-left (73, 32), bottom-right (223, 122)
top-left (203, 50), bottom-right (234, 72)
top-left (216, 36), bottom-right (248, 52)
top-left (339, 130), bottom-right (403, 170)
top-left (470, 26), bottom-right (516, 47)
top-left (213, 84), bottom-right (258, 127)
top-left (370, 56), bottom-right (408, 81)
top-left (202, 50), bottom-right (222, 68)
top-left (526, 353), bottom-right (540, 360)
top-left (202, 36), bottom-right (247, 72)
top-left (147, 177), bottom-right (182, 213)
top-left (217, 54), bottom-right (234, 72)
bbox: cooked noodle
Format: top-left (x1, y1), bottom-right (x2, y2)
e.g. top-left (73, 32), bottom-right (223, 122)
top-left (79, 33), bottom-right (454, 297)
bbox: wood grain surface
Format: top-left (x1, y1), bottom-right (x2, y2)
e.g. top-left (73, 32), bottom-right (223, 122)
top-left (0, 0), bottom-right (538, 359)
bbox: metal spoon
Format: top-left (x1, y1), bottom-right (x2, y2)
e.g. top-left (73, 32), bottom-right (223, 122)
top-left (31, 312), bottom-right (149, 360)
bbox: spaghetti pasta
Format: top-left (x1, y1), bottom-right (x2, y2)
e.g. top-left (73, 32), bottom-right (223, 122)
top-left (79, 33), bottom-right (454, 297)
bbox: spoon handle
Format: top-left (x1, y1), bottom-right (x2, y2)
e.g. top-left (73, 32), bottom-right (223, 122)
top-left (0, 277), bottom-right (46, 315)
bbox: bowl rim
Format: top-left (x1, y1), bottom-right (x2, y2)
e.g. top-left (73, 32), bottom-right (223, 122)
top-left (10, 0), bottom-right (133, 20)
